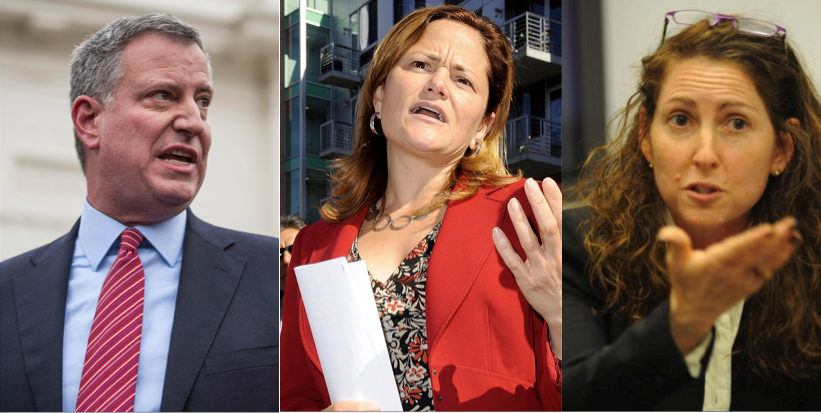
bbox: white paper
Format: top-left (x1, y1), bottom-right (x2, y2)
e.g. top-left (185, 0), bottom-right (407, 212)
top-left (295, 257), bottom-right (404, 411)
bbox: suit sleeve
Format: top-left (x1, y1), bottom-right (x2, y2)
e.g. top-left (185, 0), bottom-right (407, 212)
top-left (280, 228), bottom-right (330, 411)
top-left (561, 208), bottom-right (699, 410)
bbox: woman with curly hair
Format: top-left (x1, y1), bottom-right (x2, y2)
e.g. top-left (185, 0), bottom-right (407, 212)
top-left (564, 10), bottom-right (821, 410)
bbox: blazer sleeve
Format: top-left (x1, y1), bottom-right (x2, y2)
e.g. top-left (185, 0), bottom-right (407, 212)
top-left (280, 228), bottom-right (330, 411)
top-left (536, 315), bottom-right (562, 409)
top-left (562, 208), bottom-right (699, 410)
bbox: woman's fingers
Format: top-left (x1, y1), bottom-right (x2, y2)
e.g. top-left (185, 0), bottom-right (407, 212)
top-left (657, 226), bottom-right (693, 271)
top-left (507, 197), bottom-right (543, 262)
top-left (492, 224), bottom-right (560, 324)
top-left (494, 179), bottom-right (563, 325)
top-left (707, 217), bottom-right (796, 273)
top-left (544, 179), bottom-right (563, 237)
top-left (524, 178), bottom-right (562, 246)
top-left (707, 223), bottom-right (778, 268)
top-left (492, 226), bottom-right (525, 274)
top-left (746, 217), bottom-right (800, 276)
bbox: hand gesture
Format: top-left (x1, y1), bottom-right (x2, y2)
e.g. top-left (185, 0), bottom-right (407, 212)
top-left (492, 178), bottom-right (562, 357)
top-left (658, 216), bottom-right (801, 353)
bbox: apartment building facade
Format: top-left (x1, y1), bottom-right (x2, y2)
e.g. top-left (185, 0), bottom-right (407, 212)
top-left (282, 0), bottom-right (561, 222)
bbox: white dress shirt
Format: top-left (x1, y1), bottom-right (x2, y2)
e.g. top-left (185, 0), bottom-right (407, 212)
top-left (684, 300), bottom-right (745, 411)
top-left (62, 198), bottom-right (186, 412)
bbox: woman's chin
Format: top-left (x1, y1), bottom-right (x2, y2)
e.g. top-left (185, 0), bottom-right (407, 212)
top-left (674, 209), bottom-right (750, 238)
top-left (388, 140), bottom-right (462, 162)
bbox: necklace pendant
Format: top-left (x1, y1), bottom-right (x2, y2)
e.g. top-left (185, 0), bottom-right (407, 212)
top-left (367, 195), bottom-right (448, 231)
top-left (372, 213), bottom-right (392, 231)
top-left (390, 214), bottom-right (414, 230)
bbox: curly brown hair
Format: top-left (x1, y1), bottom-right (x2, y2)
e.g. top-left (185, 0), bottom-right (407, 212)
top-left (320, 5), bottom-right (519, 223)
top-left (573, 19), bottom-right (821, 379)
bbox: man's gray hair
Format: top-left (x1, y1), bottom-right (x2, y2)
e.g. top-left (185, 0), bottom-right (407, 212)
top-left (280, 214), bottom-right (308, 231)
top-left (70, 13), bottom-right (211, 173)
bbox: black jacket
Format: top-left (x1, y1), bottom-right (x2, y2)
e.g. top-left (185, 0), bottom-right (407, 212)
top-left (562, 206), bottom-right (820, 410)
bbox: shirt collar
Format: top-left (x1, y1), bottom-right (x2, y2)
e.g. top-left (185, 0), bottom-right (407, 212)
top-left (78, 197), bottom-right (188, 271)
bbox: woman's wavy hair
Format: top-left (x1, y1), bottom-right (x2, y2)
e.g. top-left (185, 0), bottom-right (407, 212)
top-left (573, 19), bottom-right (821, 379)
top-left (320, 5), bottom-right (518, 222)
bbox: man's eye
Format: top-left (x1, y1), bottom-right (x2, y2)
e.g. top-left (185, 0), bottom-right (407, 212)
top-left (198, 97), bottom-right (211, 108)
top-left (152, 91), bottom-right (171, 101)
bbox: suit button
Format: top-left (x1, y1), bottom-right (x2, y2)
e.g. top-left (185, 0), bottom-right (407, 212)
top-left (438, 396), bottom-right (443, 401)
top-left (433, 369), bottom-right (437, 375)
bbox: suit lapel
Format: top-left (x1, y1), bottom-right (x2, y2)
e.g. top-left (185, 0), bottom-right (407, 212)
top-left (160, 211), bottom-right (247, 412)
top-left (13, 220), bottom-right (79, 412)
top-left (426, 188), bottom-right (507, 354)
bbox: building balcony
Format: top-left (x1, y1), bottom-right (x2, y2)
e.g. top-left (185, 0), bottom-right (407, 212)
top-left (504, 116), bottom-right (561, 177)
top-left (319, 120), bottom-right (353, 158)
top-left (319, 43), bottom-right (362, 89)
top-left (503, 12), bottom-right (561, 87)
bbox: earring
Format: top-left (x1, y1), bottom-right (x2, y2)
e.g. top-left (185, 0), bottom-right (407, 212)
top-left (468, 143), bottom-right (482, 158)
top-left (772, 169), bottom-right (781, 176)
top-left (649, 162), bottom-right (654, 169)
top-left (370, 112), bottom-right (382, 135)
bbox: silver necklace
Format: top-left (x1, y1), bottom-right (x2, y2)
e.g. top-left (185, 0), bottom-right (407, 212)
top-left (367, 195), bottom-right (447, 231)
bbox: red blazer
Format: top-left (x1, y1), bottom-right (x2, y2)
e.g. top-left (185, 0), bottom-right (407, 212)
top-left (280, 180), bottom-right (562, 411)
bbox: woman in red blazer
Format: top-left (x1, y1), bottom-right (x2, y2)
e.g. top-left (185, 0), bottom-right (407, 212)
top-left (281, 5), bottom-right (561, 411)
top-left (281, 180), bottom-right (561, 410)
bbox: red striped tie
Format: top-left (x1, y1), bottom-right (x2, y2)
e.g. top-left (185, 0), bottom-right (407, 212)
top-left (76, 228), bottom-right (145, 412)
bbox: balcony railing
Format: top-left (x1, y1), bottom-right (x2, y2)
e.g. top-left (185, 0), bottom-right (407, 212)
top-left (319, 43), bottom-right (362, 88)
top-left (320, 43), bottom-right (360, 77)
top-left (505, 116), bottom-right (561, 158)
top-left (503, 12), bottom-right (561, 56)
top-left (319, 120), bottom-right (353, 157)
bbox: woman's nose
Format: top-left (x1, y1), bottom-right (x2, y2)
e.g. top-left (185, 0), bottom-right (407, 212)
top-left (692, 128), bottom-right (721, 170)
top-left (424, 68), bottom-right (449, 99)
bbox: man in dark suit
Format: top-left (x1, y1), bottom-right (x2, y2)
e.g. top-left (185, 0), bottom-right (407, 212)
top-left (0, 13), bottom-right (278, 412)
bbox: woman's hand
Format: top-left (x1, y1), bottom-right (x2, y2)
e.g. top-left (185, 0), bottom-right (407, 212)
top-left (492, 178), bottom-right (562, 357)
top-left (322, 401), bottom-right (380, 411)
top-left (658, 217), bottom-right (801, 354)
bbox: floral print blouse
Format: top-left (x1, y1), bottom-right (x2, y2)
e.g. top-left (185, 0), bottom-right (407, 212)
top-left (347, 221), bottom-right (442, 411)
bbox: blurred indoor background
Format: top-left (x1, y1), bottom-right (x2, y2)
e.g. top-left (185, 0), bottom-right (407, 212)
top-left (564, 0), bottom-right (821, 189)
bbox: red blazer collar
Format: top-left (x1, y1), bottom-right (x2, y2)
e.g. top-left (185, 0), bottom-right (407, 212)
top-left (299, 181), bottom-right (522, 366)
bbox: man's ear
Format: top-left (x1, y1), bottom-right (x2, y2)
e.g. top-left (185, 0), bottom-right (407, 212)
top-left (772, 117), bottom-right (798, 173)
top-left (373, 84), bottom-right (384, 116)
top-left (473, 112), bottom-right (495, 146)
top-left (638, 106), bottom-right (654, 164)
top-left (72, 96), bottom-right (103, 151)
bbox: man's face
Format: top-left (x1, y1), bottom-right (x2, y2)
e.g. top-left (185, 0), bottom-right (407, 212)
top-left (280, 228), bottom-right (300, 293)
top-left (89, 33), bottom-right (212, 223)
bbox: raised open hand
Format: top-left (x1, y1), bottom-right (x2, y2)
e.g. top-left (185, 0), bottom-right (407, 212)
top-left (492, 178), bottom-right (562, 357)
top-left (658, 216), bottom-right (801, 353)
